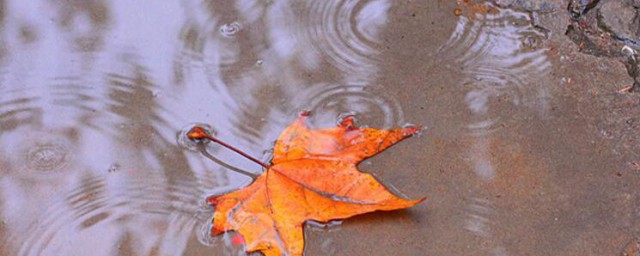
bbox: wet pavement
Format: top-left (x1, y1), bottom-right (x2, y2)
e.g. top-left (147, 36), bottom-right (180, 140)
top-left (0, 0), bottom-right (639, 255)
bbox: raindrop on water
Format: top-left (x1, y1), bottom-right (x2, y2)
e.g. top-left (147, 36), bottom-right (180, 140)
top-left (26, 144), bottom-right (68, 171)
top-left (296, 84), bottom-right (404, 129)
top-left (219, 22), bottom-right (242, 37)
top-left (107, 163), bottom-right (120, 173)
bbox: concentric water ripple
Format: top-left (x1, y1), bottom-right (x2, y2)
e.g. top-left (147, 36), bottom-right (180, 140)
top-left (300, 0), bottom-right (391, 84)
top-left (14, 174), bottom-right (212, 256)
top-left (294, 83), bottom-right (404, 129)
top-left (437, 3), bottom-right (553, 255)
top-left (0, 0), bottom-right (401, 254)
top-left (439, 3), bottom-right (551, 135)
top-left (0, 51), bottom-right (242, 256)
top-left (0, 76), bottom-right (219, 255)
top-left (166, 0), bottom-right (397, 157)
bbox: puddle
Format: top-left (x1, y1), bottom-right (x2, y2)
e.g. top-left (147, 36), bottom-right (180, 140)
top-left (0, 0), bottom-right (639, 255)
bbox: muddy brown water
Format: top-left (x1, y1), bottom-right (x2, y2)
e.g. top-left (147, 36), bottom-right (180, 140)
top-left (0, 0), bottom-right (639, 255)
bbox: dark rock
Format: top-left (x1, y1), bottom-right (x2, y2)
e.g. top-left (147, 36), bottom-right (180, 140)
top-left (568, 0), bottom-right (601, 18)
top-left (598, 0), bottom-right (640, 43)
top-left (565, 0), bottom-right (640, 91)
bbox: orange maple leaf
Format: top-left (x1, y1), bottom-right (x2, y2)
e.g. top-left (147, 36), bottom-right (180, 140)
top-left (191, 113), bottom-right (425, 256)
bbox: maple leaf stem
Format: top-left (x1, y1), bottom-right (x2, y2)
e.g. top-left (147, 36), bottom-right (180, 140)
top-left (187, 126), bottom-right (272, 169)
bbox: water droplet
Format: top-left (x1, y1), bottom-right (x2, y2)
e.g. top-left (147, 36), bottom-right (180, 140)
top-left (108, 163), bottom-right (120, 173)
top-left (219, 22), bottom-right (241, 37)
top-left (27, 144), bottom-right (68, 171)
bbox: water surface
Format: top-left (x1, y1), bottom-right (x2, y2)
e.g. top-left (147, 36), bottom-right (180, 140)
top-left (0, 0), bottom-right (639, 255)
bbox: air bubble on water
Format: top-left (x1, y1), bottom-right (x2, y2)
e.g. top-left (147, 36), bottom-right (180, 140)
top-left (177, 123), bottom-right (216, 151)
top-left (219, 22), bottom-right (241, 37)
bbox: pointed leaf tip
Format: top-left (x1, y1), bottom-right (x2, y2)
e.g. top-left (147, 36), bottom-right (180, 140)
top-left (211, 227), bottom-right (224, 237)
top-left (402, 125), bottom-right (423, 137)
top-left (299, 110), bottom-right (311, 117)
top-left (338, 115), bottom-right (356, 130)
top-left (206, 196), bottom-right (220, 205)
